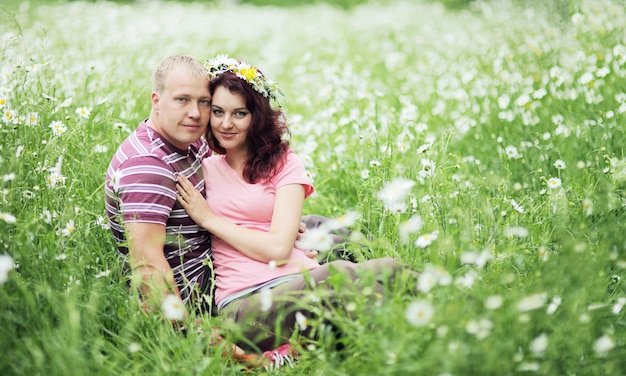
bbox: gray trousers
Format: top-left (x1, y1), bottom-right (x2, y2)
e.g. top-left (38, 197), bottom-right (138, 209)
top-left (221, 257), bottom-right (412, 352)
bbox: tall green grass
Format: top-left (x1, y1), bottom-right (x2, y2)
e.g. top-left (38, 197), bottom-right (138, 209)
top-left (1, 0), bottom-right (625, 374)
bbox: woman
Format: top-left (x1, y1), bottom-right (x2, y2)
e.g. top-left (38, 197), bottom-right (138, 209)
top-left (176, 55), bottom-right (411, 356)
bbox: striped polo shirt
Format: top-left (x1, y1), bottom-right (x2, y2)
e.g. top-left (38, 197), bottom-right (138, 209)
top-left (104, 120), bottom-right (212, 306)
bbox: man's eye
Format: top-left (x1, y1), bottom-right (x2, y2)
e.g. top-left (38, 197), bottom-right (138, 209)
top-left (200, 100), bottom-right (210, 106)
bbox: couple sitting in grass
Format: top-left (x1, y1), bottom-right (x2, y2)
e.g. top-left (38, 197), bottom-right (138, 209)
top-left (105, 54), bottom-right (417, 369)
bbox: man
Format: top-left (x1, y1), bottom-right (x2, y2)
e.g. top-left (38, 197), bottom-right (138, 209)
top-left (105, 55), bottom-right (214, 313)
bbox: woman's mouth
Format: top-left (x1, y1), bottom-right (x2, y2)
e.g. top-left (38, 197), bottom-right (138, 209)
top-left (220, 132), bottom-right (237, 139)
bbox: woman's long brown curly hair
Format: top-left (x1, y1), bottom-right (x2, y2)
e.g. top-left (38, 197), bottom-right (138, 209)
top-left (205, 71), bottom-right (290, 184)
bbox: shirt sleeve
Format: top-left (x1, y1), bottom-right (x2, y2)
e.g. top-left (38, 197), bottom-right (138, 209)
top-left (272, 150), bottom-right (315, 198)
top-left (116, 154), bottom-right (177, 224)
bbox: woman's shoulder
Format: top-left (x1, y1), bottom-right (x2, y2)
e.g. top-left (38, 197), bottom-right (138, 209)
top-left (283, 149), bottom-right (311, 171)
top-left (283, 149), bottom-right (300, 163)
top-left (276, 150), bottom-right (313, 183)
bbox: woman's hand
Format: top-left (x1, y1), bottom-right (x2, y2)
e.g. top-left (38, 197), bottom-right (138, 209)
top-left (176, 175), bottom-right (213, 229)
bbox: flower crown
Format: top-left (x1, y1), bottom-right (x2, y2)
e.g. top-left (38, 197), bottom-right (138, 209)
top-left (204, 54), bottom-right (285, 106)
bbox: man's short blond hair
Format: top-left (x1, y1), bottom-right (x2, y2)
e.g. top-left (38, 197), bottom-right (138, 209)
top-left (152, 55), bottom-right (207, 93)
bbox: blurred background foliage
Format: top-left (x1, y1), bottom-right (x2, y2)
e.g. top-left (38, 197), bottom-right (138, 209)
top-left (2, 0), bottom-right (581, 14)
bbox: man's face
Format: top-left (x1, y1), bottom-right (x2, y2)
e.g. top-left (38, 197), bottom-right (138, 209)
top-left (151, 66), bottom-right (211, 150)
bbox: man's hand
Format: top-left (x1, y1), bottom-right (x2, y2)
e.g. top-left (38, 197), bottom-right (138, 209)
top-left (301, 249), bottom-right (318, 259)
top-left (298, 221), bottom-right (307, 234)
top-left (297, 221), bottom-right (318, 259)
top-left (125, 222), bottom-right (180, 307)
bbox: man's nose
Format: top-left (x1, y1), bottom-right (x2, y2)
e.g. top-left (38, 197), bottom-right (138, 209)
top-left (188, 103), bottom-right (201, 118)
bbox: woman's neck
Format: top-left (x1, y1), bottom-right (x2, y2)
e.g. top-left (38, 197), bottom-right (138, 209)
top-left (224, 150), bottom-right (248, 176)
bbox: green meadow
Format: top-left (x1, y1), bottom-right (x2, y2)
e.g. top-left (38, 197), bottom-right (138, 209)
top-left (1, 0), bottom-right (625, 374)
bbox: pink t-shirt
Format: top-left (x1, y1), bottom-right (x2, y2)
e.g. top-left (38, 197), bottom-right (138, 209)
top-left (203, 150), bottom-right (319, 306)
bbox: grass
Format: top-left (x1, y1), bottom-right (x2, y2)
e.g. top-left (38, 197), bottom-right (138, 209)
top-left (1, 0), bottom-right (625, 374)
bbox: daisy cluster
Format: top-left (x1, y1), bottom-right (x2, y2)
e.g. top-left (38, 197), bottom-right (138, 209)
top-left (204, 54), bottom-right (285, 106)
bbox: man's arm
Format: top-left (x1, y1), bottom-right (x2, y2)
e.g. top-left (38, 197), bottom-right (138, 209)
top-left (125, 222), bottom-right (181, 308)
top-left (125, 222), bottom-right (254, 359)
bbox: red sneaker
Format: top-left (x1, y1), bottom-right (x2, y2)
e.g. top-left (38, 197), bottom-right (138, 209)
top-left (262, 343), bottom-right (299, 371)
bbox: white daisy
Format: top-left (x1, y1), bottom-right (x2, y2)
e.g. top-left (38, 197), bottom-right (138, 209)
top-left (593, 335), bottom-right (615, 357)
top-left (405, 300), bottom-right (434, 327)
top-left (547, 177), bottom-right (562, 189)
top-left (415, 231), bottom-right (438, 248)
top-left (504, 226), bottom-right (529, 238)
top-left (530, 333), bottom-right (548, 357)
top-left (485, 295), bottom-right (503, 310)
top-left (259, 288), bottom-right (272, 312)
top-left (295, 311), bottom-right (308, 331)
top-left (517, 293), bottom-right (548, 312)
top-left (0, 212), bottom-right (16, 223)
top-left (0, 254), bottom-right (15, 284)
top-left (553, 159), bottom-right (566, 170)
top-left (296, 227), bottom-right (335, 252)
top-left (161, 294), bottom-right (185, 320)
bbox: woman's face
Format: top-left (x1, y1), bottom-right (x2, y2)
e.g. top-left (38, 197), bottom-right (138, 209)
top-left (210, 86), bottom-right (251, 154)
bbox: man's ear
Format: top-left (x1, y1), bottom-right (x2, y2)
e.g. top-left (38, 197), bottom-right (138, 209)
top-left (151, 92), bottom-right (159, 112)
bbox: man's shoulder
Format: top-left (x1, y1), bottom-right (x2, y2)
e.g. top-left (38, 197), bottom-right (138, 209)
top-left (111, 131), bottom-right (161, 167)
top-left (110, 122), bottom-right (209, 170)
